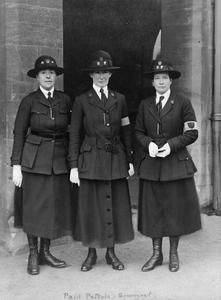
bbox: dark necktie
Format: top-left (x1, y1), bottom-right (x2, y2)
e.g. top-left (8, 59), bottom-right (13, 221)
top-left (48, 91), bottom-right (53, 102)
top-left (100, 88), bottom-right (108, 106)
top-left (157, 95), bottom-right (164, 116)
top-left (48, 92), bottom-right (54, 120)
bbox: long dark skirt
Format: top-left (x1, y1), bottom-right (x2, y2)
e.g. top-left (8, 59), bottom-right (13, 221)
top-left (138, 177), bottom-right (201, 237)
top-left (18, 172), bottom-right (73, 239)
top-left (74, 178), bottom-right (134, 248)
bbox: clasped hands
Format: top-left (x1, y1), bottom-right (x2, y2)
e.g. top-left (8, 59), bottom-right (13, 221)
top-left (148, 141), bottom-right (171, 158)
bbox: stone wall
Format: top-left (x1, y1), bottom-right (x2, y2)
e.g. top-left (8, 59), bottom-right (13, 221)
top-left (0, 0), bottom-right (218, 253)
top-left (0, 0), bottom-right (63, 253)
top-left (161, 0), bottom-right (214, 206)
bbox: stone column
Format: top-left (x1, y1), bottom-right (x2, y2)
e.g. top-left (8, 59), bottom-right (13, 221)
top-left (212, 0), bottom-right (221, 210)
top-left (0, 0), bottom-right (63, 253)
top-left (161, 0), bottom-right (214, 206)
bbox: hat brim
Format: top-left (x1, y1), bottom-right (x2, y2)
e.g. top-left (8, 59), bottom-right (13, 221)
top-left (27, 67), bottom-right (64, 78)
top-left (81, 66), bottom-right (120, 72)
top-left (144, 70), bottom-right (181, 79)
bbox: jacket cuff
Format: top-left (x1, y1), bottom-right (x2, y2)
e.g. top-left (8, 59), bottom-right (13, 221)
top-left (69, 160), bottom-right (78, 169)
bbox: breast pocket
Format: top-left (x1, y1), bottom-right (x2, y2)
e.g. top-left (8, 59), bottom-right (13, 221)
top-left (21, 135), bottom-right (42, 169)
top-left (31, 107), bottom-right (48, 128)
top-left (58, 103), bottom-right (70, 127)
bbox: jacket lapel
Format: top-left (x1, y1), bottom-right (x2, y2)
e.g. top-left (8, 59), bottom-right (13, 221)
top-left (38, 89), bottom-right (51, 108)
top-left (88, 89), bottom-right (105, 111)
top-left (51, 90), bottom-right (62, 107)
top-left (147, 96), bottom-right (160, 121)
top-left (161, 92), bottom-right (175, 118)
top-left (106, 90), bottom-right (118, 110)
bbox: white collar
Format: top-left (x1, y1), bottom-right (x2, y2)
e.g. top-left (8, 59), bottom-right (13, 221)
top-left (40, 86), bottom-right (55, 98)
top-left (156, 89), bottom-right (171, 107)
top-left (93, 84), bottom-right (108, 99)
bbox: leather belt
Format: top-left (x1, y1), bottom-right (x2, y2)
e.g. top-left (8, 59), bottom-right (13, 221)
top-left (31, 131), bottom-right (67, 140)
top-left (84, 135), bottom-right (120, 153)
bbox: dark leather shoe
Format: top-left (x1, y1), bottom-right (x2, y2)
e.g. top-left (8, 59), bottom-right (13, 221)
top-left (27, 250), bottom-right (40, 275)
top-left (39, 252), bottom-right (67, 268)
top-left (81, 250), bottom-right (97, 272)
top-left (105, 252), bottom-right (125, 271)
top-left (169, 252), bottom-right (179, 272)
top-left (141, 253), bottom-right (163, 272)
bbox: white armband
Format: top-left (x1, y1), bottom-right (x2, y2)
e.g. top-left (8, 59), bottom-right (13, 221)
top-left (183, 121), bottom-right (198, 132)
top-left (121, 116), bottom-right (130, 126)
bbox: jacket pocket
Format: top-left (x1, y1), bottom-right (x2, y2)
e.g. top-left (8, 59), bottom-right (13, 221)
top-left (59, 103), bottom-right (69, 114)
top-left (178, 150), bottom-right (197, 174)
top-left (31, 107), bottom-right (48, 115)
top-left (78, 144), bottom-right (92, 171)
top-left (31, 107), bottom-right (48, 128)
top-left (21, 135), bottom-right (42, 169)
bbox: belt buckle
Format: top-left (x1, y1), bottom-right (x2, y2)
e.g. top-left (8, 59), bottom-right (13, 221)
top-left (104, 142), bottom-right (112, 152)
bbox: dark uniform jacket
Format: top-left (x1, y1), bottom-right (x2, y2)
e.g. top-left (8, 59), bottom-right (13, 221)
top-left (68, 88), bottom-right (132, 180)
top-left (11, 89), bottom-right (72, 175)
top-left (135, 91), bottom-right (198, 181)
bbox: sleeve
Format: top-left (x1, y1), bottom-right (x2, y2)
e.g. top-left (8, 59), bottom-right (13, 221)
top-left (120, 97), bottom-right (133, 163)
top-left (134, 101), bottom-right (153, 152)
top-left (68, 97), bottom-right (84, 168)
top-left (10, 97), bottom-right (31, 166)
top-left (65, 94), bottom-right (73, 127)
top-left (167, 98), bottom-right (198, 152)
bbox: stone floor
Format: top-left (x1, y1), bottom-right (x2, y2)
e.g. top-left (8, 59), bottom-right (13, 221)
top-left (0, 212), bottom-right (221, 300)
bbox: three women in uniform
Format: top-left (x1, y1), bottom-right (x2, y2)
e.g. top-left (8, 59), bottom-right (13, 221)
top-left (11, 53), bottom-right (201, 274)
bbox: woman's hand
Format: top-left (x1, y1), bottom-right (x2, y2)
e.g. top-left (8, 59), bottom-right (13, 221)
top-left (128, 163), bottom-right (135, 177)
top-left (12, 165), bottom-right (23, 187)
top-left (157, 143), bottom-right (171, 158)
top-left (70, 168), bottom-right (80, 186)
top-left (149, 141), bottom-right (158, 157)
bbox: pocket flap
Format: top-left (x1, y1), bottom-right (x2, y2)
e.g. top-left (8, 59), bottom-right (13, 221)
top-left (177, 150), bottom-right (191, 161)
top-left (31, 108), bottom-right (48, 115)
top-left (80, 143), bottom-right (92, 153)
top-left (26, 134), bottom-right (42, 145)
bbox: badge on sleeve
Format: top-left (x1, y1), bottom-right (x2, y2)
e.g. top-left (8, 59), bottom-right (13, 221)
top-left (121, 116), bottom-right (130, 126)
top-left (184, 121), bottom-right (198, 132)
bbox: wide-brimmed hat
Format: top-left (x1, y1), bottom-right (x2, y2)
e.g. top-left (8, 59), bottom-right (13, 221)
top-left (144, 59), bottom-right (181, 79)
top-left (82, 50), bottom-right (120, 72)
top-left (27, 55), bottom-right (64, 78)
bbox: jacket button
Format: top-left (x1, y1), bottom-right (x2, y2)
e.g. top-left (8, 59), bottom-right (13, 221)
top-left (106, 123), bottom-right (110, 127)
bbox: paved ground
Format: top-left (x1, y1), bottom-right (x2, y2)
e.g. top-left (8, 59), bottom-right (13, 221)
top-left (0, 212), bottom-right (221, 300)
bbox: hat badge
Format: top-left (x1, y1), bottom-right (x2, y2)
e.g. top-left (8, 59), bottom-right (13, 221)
top-left (156, 61), bottom-right (164, 70)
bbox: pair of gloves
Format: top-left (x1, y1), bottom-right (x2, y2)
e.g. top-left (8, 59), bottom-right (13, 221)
top-left (148, 142), bottom-right (171, 158)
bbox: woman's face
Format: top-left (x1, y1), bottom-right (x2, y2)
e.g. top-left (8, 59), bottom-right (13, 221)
top-left (36, 69), bottom-right (57, 90)
top-left (90, 71), bottom-right (112, 88)
top-left (152, 72), bottom-right (172, 94)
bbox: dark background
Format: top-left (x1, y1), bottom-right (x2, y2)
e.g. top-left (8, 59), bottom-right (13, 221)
top-left (63, 0), bottom-right (161, 123)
